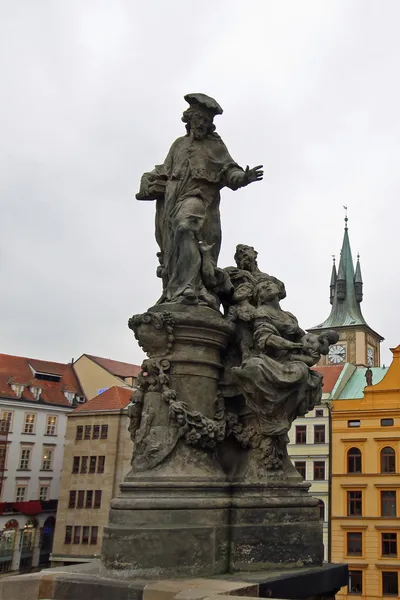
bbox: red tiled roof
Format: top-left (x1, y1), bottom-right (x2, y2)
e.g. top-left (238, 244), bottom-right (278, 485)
top-left (0, 353), bottom-right (82, 407)
top-left (73, 386), bottom-right (133, 413)
top-left (85, 354), bottom-right (141, 378)
top-left (313, 365), bottom-right (345, 393)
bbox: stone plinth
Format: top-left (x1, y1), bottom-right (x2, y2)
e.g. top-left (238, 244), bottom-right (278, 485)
top-left (102, 305), bottom-right (235, 576)
top-left (229, 482), bottom-right (323, 572)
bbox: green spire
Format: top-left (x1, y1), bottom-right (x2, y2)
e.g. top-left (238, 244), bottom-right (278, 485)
top-left (330, 257), bottom-right (337, 305)
top-left (310, 214), bottom-right (367, 329)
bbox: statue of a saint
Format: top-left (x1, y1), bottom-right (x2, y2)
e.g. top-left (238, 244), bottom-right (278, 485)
top-left (136, 93), bottom-right (263, 309)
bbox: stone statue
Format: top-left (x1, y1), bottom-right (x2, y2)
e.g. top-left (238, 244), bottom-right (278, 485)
top-left (104, 95), bottom-right (339, 575)
top-left (223, 248), bottom-right (339, 476)
top-left (136, 93), bottom-right (263, 309)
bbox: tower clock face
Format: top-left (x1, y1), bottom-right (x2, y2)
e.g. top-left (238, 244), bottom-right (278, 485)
top-left (367, 347), bottom-right (374, 367)
top-left (328, 344), bottom-right (346, 364)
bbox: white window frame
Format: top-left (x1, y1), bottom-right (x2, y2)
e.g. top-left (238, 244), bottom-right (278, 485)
top-left (19, 448), bottom-right (31, 470)
top-left (15, 485), bottom-right (26, 502)
top-left (23, 413), bottom-right (36, 434)
top-left (39, 485), bottom-right (49, 501)
top-left (0, 411), bottom-right (13, 432)
top-left (45, 415), bottom-right (57, 436)
top-left (41, 447), bottom-right (53, 471)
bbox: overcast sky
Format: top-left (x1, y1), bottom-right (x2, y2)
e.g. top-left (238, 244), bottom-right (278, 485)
top-left (1, 0), bottom-right (399, 368)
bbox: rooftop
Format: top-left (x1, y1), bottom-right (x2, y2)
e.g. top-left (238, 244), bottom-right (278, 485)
top-left (337, 366), bottom-right (389, 399)
top-left (0, 353), bottom-right (82, 408)
top-left (83, 354), bottom-right (141, 379)
top-left (73, 386), bottom-right (133, 413)
top-left (313, 365), bottom-right (345, 393)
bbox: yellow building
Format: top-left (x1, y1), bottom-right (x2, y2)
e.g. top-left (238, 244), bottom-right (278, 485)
top-left (331, 346), bottom-right (400, 600)
top-left (51, 386), bottom-right (133, 565)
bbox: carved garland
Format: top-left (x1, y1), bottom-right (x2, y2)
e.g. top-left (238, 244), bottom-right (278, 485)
top-left (128, 358), bottom-right (226, 452)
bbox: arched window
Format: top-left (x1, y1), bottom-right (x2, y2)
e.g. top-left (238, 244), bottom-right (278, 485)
top-left (381, 447), bottom-right (396, 473)
top-left (318, 499), bottom-right (325, 521)
top-left (347, 447), bottom-right (362, 473)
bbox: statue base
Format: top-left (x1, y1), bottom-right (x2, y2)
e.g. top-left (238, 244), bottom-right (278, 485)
top-left (101, 304), bottom-right (323, 577)
top-left (229, 481), bottom-right (323, 572)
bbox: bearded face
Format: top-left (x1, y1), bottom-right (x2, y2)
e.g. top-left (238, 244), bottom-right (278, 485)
top-left (182, 107), bottom-right (214, 140)
top-left (190, 111), bottom-right (211, 140)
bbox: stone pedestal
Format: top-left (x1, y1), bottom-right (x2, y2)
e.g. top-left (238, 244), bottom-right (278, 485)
top-left (229, 482), bottom-right (323, 572)
top-left (102, 305), bottom-right (235, 577)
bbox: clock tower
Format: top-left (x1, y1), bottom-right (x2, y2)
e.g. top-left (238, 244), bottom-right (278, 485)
top-left (308, 215), bottom-right (383, 367)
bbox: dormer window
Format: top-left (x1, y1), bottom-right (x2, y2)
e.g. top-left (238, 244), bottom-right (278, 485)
top-left (11, 384), bottom-right (24, 398)
top-left (34, 372), bottom-right (61, 383)
top-left (63, 391), bottom-right (75, 404)
top-left (30, 387), bottom-right (42, 400)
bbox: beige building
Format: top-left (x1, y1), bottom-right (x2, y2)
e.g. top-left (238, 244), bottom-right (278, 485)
top-left (51, 387), bottom-right (133, 565)
top-left (72, 354), bottom-right (141, 402)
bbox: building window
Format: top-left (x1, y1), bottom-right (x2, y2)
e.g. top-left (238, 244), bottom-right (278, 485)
top-left (314, 425), bottom-right (325, 444)
top-left (315, 409), bottom-right (324, 417)
top-left (294, 461), bottom-right (306, 479)
top-left (347, 532), bottom-right (362, 556)
top-left (45, 416), bottom-right (57, 436)
top-left (19, 448), bottom-right (31, 470)
top-left (68, 490), bottom-right (76, 508)
top-left (317, 499), bottom-right (325, 521)
top-left (23, 413), bottom-right (36, 434)
top-left (81, 456), bottom-right (88, 474)
top-left (41, 448), bottom-right (53, 471)
top-left (295, 425), bottom-right (307, 444)
top-left (15, 486), bottom-right (26, 502)
top-left (82, 526), bottom-right (90, 545)
top-left (313, 461), bottom-right (325, 480)
top-left (0, 445), bottom-right (7, 471)
top-left (92, 425), bottom-right (100, 440)
top-left (39, 485), bottom-right (49, 501)
top-left (89, 456), bottom-right (97, 474)
top-left (86, 490), bottom-right (93, 509)
top-left (72, 456), bottom-right (80, 474)
top-left (0, 411), bottom-right (13, 432)
top-left (381, 447), bottom-right (396, 474)
top-left (76, 426), bottom-right (83, 440)
top-left (348, 570), bottom-right (362, 594)
top-left (73, 526), bottom-right (81, 544)
top-left (382, 572), bottom-right (399, 596)
top-left (381, 419), bottom-right (394, 427)
top-left (347, 491), bottom-right (362, 516)
top-left (381, 491), bottom-right (397, 517)
top-left (347, 447), bottom-right (362, 474)
top-left (97, 456), bottom-right (105, 474)
top-left (101, 425), bottom-right (108, 439)
top-left (64, 526), bottom-right (73, 544)
top-left (84, 425), bottom-right (91, 440)
top-left (94, 490), bottom-right (102, 509)
top-left (90, 526), bottom-right (98, 545)
top-left (77, 490), bottom-right (85, 509)
top-left (382, 533), bottom-right (397, 557)
top-left (348, 420), bottom-right (360, 428)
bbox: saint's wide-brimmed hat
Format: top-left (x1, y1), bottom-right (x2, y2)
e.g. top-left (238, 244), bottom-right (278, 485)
top-left (184, 93), bottom-right (223, 116)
